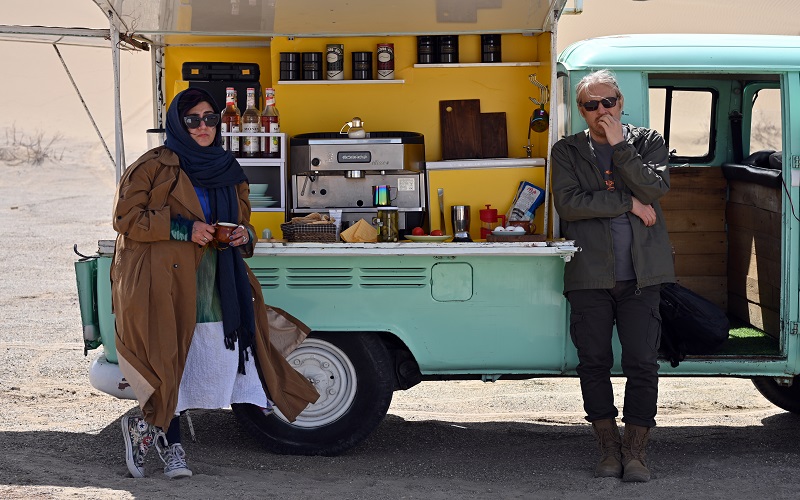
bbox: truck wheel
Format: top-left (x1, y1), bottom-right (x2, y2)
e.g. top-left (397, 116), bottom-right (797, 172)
top-left (232, 332), bottom-right (394, 456)
top-left (752, 376), bottom-right (800, 414)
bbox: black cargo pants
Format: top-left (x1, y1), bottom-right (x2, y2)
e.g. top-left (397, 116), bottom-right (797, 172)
top-left (566, 280), bottom-right (662, 428)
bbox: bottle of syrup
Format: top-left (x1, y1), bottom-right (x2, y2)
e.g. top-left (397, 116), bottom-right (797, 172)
top-left (260, 88), bottom-right (280, 159)
top-left (220, 87), bottom-right (241, 157)
top-left (241, 87), bottom-right (261, 158)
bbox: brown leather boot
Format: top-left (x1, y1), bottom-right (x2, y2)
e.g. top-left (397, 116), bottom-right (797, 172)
top-left (591, 419), bottom-right (622, 478)
top-left (622, 424), bottom-right (652, 482)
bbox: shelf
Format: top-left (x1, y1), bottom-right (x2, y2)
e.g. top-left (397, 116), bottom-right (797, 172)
top-left (277, 79), bottom-right (404, 85)
top-left (238, 158), bottom-right (284, 167)
top-left (413, 62), bottom-right (540, 68)
top-left (427, 158), bottom-right (546, 170)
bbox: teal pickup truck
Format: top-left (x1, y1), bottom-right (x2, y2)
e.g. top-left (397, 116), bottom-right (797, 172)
top-left (77, 33), bottom-right (800, 456)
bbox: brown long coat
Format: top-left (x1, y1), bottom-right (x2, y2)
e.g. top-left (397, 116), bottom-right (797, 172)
top-left (111, 147), bottom-right (319, 430)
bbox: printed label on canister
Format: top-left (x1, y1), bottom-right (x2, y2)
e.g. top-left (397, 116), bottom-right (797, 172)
top-left (377, 43), bottom-right (394, 80)
top-left (326, 44), bottom-right (344, 80)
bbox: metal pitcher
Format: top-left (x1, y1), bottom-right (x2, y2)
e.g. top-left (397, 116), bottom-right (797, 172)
top-left (372, 184), bottom-right (396, 206)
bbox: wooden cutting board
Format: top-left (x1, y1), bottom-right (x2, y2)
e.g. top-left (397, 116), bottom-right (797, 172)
top-left (440, 99), bottom-right (483, 160)
top-left (480, 112), bottom-right (508, 158)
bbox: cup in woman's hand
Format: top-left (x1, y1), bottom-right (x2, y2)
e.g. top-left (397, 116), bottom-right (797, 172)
top-left (215, 222), bottom-right (238, 245)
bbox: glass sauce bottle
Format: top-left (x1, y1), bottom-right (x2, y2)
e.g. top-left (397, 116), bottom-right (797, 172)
top-left (220, 87), bottom-right (241, 157)
top-left (241, 87), bottom-right (261, 158)
top-left (261, 88), bottom-right (280, 159)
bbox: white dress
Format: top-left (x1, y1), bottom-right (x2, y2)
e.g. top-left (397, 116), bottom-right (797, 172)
top-left (176, 321), bottom-right (269, 414)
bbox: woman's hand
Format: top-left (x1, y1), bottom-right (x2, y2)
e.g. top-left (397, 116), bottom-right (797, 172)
top-left (230, 225), bottom-right (250, 247)
top-left (191, 221), bottom-right (216, 246)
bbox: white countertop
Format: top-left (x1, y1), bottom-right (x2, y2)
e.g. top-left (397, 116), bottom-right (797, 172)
top-left (253, 241), bottom-right (578, 259)
top-left (97, 239), bottom-right (578, 260)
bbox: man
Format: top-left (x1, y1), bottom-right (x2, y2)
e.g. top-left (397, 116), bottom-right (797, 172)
top-left (551, 69), bottom-right (675, 482)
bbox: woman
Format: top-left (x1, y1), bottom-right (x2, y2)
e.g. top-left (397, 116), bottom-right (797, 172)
top-left (111, 88), bottom-right (319, 479)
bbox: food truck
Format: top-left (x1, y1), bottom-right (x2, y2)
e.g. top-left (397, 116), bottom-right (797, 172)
top-left (50, 1), bottom-right (800, 456)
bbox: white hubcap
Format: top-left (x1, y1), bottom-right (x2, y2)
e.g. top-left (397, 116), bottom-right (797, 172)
top-left (273, 338), bottom-right (358, 428)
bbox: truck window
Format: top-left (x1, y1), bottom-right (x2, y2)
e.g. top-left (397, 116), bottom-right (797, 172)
top-left (649, 87), bottom-right (715, 163)
top-left (748, 88), bottom-right (782, 154)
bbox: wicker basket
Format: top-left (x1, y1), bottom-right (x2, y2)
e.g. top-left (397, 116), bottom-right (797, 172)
top-left (280, 222), bottom-right (338, 242)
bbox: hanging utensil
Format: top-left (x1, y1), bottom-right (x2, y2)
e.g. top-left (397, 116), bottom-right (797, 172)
top-left (528, 74), bottom-right (550, 133)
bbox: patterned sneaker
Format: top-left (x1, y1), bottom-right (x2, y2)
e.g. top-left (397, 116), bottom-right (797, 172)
top-left (156, 437), bottom-right (193, 479)
top-left (121, 416), bottom-right (159, 478)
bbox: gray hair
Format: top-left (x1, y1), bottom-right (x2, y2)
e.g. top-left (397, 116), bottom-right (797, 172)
top-left (575, 69), bottom-right (622, 105)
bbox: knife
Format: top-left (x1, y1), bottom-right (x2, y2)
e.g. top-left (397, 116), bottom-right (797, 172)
top-left (438, 188), bottom-right (446, 233)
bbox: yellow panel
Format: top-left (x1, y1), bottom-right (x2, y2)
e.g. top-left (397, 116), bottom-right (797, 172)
top-left (427, 166), bottom-right (546, 239)
top-left (163, 33), bottom-right (554, 240)
top-left (251, 212), bottom-right (286, 240)
top-left (269, 33), bottom-right (551, 162)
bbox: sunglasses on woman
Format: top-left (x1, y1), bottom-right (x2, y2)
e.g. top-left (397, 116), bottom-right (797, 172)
top-left (580, 97), bottom-right (618, 111)
top-left (183, 113), bottom-right (220, 129)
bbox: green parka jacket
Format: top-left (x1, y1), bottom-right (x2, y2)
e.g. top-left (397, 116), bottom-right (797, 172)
top-left (551, 125), bottom-right (676, 293)
top-left (111, 147), bottom-right (319, 431)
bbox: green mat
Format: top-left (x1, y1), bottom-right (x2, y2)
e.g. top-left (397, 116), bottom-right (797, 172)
top-left (717, 319), bottom-right (780, 356)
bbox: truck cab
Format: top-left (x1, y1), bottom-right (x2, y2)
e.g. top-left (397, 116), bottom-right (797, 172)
top-left (558, 33), bottom-right (800, 403)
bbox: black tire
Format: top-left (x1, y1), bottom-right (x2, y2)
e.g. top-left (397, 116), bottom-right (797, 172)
top-left (232, 332), bottom-right (394, 456)
top-left (752, 376), bottom-right (800, 414)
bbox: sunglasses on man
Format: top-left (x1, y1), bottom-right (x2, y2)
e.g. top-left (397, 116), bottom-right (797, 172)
top-left (183, 113), bottom-right (220, 129)
top-left (579, 97), bottom-right (618, 111)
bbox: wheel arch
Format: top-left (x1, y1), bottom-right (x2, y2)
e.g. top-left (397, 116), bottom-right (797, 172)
top-left (310, 329), bottom-right (422, 392)
top-left (752, 375), bottom-right (800, 414)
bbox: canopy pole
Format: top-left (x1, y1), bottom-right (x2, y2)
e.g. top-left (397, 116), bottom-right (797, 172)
top-left (109, 9), bottom-right (125, 182)
top-left (52, 44), bottom-right (115, 167)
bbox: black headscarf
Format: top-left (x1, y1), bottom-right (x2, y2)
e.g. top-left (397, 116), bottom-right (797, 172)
top-left (165, 88), bottom-right (255, 374)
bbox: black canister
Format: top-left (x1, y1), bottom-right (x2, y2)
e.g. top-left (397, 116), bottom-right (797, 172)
top-left (481, 34), bottom-right (502, 63)
top-left (417, 35), bottom-right (436, 64)
top-left (302, 52), bottom-right (323, 80)
top-left (438, 35), bottom-right (459, 64)
top-left (279, 52), bottom-right (301, 80)
top-left (352, 51), bottom-right (373, 80)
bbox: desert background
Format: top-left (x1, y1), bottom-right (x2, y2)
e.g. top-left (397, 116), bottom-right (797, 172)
top-left (2, 1), bottom-right (800, 499)
top-left (1, 0), bottom-right (797, 160)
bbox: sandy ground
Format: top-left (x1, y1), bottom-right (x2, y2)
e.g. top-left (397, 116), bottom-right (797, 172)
top-left (2, 143), bottom-right (800, 499)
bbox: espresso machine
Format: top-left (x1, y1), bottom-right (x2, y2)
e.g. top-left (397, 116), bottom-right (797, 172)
top-left (289, 131), bottom-right (427, 237)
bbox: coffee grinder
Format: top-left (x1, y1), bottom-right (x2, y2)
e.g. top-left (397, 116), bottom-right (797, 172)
top-left (451, 205), bottom-right (472, 242)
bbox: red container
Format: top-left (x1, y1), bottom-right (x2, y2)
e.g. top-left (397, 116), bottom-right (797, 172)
top-left (479, 204), bottom-right (506, 239)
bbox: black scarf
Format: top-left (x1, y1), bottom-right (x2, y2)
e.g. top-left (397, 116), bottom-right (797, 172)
top-left (165, 88), bottom-right (255, 374)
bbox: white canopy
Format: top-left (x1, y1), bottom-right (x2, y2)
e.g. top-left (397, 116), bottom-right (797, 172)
top-left (0, 0), bottom-right (574, 179)
top-left (93, 0), bottom-right (571, 38)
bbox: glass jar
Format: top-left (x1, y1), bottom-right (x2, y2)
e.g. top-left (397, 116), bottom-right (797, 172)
top-left (374, 207), bottom-right (399, 242)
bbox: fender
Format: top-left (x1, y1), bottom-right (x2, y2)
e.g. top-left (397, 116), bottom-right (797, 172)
top-left (88, 353), bottom-right (137, 400)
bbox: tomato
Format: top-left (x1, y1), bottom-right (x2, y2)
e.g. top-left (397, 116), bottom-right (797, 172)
top-left (430, 229), bottom-right (444, 236)
top-left (411, 227), bottom-right (426, 236)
